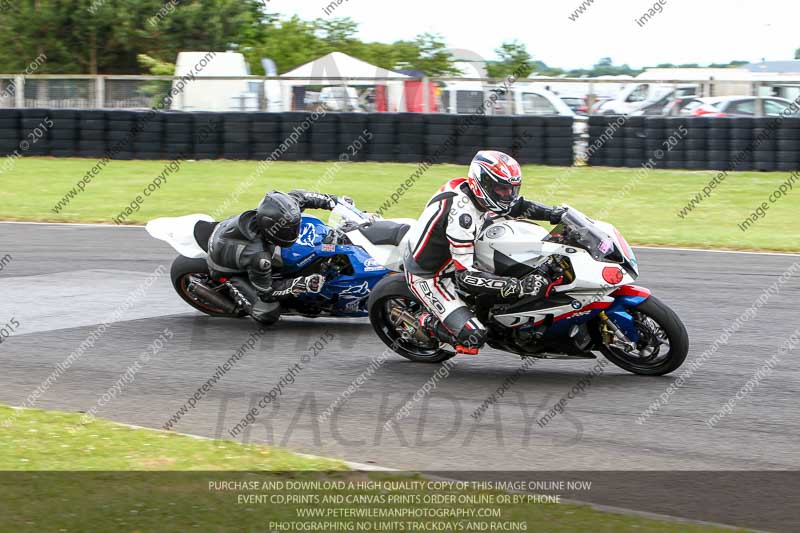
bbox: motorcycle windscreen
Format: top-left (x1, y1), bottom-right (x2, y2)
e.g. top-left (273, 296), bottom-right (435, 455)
top-left (545, 210), bottom-right (616, 262)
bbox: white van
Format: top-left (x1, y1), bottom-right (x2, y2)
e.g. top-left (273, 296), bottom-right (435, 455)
top-left (171, 51), bottom-right (280, 111)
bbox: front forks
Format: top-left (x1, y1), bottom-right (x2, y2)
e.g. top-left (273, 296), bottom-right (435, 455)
top-left (598, 311), bottom-right (636, 352)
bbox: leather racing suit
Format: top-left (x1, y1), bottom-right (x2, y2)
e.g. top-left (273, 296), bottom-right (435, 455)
top-left (206, 190), bottom-right (336, 323)
top-left (403, 178), bottom-right (563, 350)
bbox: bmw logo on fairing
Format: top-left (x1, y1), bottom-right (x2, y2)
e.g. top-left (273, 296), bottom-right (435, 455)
top-left (571, 301), bottom-right (582, 309)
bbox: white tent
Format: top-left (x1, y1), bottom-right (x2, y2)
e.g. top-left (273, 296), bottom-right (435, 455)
top-left (281, 52), bottom-right (410, 85)
top-left (280, 52), bottom-right (410, 111)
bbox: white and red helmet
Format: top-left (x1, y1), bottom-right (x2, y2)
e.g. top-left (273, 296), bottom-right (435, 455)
top-left (467, 150), bottom-right (522, 215)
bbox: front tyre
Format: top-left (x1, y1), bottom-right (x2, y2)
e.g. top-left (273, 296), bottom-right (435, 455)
top-left (367, 275), bottom-right (455, 363)
top-left (597, 295), bottom-right (689, 376)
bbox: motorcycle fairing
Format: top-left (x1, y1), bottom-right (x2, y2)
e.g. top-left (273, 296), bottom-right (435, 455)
top-left (284, 215), bottom-right (391, 317)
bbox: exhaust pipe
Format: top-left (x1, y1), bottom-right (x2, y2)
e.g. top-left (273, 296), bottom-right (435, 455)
top-left (389, 307), bottom-right (430, 344)
top-left (188, 281), bottom-right (238, 314)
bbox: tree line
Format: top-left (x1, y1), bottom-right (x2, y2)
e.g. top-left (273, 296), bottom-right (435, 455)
top-left (0, 1), bottom-right (759, 77)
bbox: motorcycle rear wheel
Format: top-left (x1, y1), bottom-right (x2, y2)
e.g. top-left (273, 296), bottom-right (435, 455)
top-left (170, 256), bottom-right (246, 318)
top-left (596, 295), bottom-right (688, 376)
top-left (368, 275), bottom-right (455, 363)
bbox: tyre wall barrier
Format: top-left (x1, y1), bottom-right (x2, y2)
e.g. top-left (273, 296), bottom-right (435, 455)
top-left (0, 109), bottom-right (576, 166)
top-left (587, 115), bottom-right (800, 172)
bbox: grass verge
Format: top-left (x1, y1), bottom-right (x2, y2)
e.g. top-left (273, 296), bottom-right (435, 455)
top-left (0, 404), bottom-right (738, 532)
top-left (0, 158), bottom-right (797, 251)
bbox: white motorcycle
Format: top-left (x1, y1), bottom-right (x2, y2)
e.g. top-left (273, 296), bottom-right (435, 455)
top-left (357, 206), bottom-right (689, 376)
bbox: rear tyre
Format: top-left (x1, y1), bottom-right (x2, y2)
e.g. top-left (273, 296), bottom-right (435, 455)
top-left (596, 296), bottom-right (688, 376)
top-left (170, 256), bottom-right (246, 318)
top-left (367, 275), bottom-right (455, 363)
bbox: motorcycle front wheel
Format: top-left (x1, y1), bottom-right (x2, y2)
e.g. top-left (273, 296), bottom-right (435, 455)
top-left (367, 275), bottom-right (455, 363)
top-left (595, 295), bottom-right (689, 376)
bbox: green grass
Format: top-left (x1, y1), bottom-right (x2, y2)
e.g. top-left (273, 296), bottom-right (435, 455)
top-left (0, 405), bottom-right (736, 532)
top-left (1, 158), bottom-right (798, 251)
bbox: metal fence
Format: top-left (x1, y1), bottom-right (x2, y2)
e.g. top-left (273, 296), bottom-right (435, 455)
top-left (1, 75), bottom-right (800, 116)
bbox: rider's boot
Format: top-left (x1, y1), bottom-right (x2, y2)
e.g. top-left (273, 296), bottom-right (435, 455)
top-left (417, 312), bottom-right (480, 355)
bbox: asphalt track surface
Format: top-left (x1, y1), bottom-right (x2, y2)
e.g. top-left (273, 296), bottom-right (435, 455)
top-left (2, 222), bottom-right (799, 530)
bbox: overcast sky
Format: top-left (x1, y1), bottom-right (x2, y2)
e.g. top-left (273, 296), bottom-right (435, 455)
top-left (268, 0), bottom-right (798, 69)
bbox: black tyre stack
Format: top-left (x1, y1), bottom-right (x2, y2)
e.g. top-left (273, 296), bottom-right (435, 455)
top-left (683, 116), bottom-right (708, 170)
top-left (425, 114), bottom-right (456, 163)
top-left (249, 112), bottom-right (282, 161)
top-left (662, 117), bottom-right (687, 169)
top-left (20, 108), bottom-right (51, 156)
top-left (104, 110), bottom-right (137, 160)
top-left (336, 112), bottom-right (368, 161)
top-left (643, 117), bottom-right (667, 168)
top-left (545, 116), bottom-right (574, 166)
top-left (729, 117), bottom-right (754, 171)
top-left (705, 118), bottom-right (730, 171)
top-left (776, 117), bottom-right (800, 171)
top-left (309, 112), bottom-right (339, 161)
top-left (0, 109), bottom-right (20, 157)
top-left (454, 115), bottom-right (485, 164)
top-left (485, 116), bottom-right (515, 155)
top-left (162, 112), bottom-right (194, 160)
top-left (367, 113), bottom-right (396, 162)
top-left (586, 115), bottom-right (609, 166)
top-left (192, 112), bottom-right (224, 160)
top-left (221, 112), bottom-right (250, 160)
top-left (77, 110), bottom-right (107, 159)
top-left (513, 116), bottom-right (545, 165)
top-left (395, 113), bottom-right (424, 163)
top-left (595, 115), bottom-right (626, 167)
top-left (133, 112), bottom-right (164, 160)
top-left (619, 116), bottom-right (644, 168)
top-left (752, 117), bottom-right (778, 172)
top-left (280, 112), bottom-right (312, 161)
top-left (49, 109), bottom-right (78, 158)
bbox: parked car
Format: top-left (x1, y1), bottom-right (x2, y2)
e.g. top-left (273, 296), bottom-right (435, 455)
top-left (688, 96), bottom-right (798, 117)
top-left (664, 96), bottom-right (705, 116)
top-left (560, 96), bottom-right (588, 115)
top-left (599, 83), bottom-right (698, 115)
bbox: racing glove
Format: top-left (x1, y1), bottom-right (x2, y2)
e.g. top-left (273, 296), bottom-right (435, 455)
top-left (514, 273), bottom-right (551, 299)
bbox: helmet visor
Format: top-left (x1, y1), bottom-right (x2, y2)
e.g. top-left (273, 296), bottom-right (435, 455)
top-left (272, 219), bottom-right (301, 246)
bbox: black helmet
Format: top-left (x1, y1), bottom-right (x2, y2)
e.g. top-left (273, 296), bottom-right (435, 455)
top-left (256, 191), bottom-right (301, 246)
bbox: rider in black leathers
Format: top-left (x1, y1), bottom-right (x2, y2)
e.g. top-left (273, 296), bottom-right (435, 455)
top-left (207, 190), bottom-right (338, 323)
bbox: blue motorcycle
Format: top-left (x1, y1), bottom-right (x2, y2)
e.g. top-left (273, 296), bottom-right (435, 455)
top-left (146, 200), bottom-right (414, 320)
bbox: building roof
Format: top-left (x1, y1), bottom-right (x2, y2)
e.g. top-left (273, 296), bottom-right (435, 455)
top-left (746, 61), bottom-right (800, 74)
